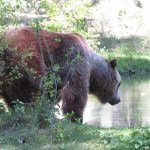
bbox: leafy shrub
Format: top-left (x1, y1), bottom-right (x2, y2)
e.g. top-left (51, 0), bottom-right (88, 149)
top-left (110, 128), bottom-right (150, 150)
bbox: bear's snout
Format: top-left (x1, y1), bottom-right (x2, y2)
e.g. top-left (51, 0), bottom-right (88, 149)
top-left (109, 97), bottom-right (120, 105)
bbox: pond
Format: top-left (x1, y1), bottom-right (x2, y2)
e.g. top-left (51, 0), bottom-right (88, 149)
top-left (83, 76), bottom-right (150, 128)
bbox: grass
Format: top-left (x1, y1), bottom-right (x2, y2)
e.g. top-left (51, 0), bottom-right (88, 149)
top-left (99, 47), bottom-right (150, 76)
top-left (0, 120), bottom-right (150, 150)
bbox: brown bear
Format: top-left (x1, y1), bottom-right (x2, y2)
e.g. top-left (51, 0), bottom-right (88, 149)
top-left (0, 26), bottom-right (121, 122)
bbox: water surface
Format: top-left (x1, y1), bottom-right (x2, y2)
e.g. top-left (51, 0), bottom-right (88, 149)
top-left (83, 77), bottom-right (150, 128)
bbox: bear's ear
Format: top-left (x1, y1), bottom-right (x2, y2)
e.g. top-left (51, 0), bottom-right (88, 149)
top-left (109, 59), bottom-right (117, 68)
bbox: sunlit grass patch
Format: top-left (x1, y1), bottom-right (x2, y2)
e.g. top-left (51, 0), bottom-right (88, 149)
top-left (98, 47), bottom-right (150, 76)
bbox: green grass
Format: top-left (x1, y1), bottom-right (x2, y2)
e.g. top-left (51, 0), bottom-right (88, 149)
top-left (99, 47), bottom-right (150, 76)
top-left (118, 56), bottom-right (150, 75)
top-left (1, 121), bottom-right (150, 150)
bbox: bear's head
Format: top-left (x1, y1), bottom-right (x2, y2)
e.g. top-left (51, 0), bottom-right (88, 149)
top-left (91, 59), bottom-right (121, 105)
top-left (101, 59), bottom-right (121, 105)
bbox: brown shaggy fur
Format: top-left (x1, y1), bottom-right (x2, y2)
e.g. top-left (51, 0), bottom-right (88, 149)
top-left (0, 27), bottom-right (121, 122)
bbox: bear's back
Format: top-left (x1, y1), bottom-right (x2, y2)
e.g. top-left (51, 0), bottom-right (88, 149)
top-left (5, 27), bottom-right (92, 74)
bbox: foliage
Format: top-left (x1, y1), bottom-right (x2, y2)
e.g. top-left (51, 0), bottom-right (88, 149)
top-left (110, 128), bottom-right (150, 150)
top-left (40, 0), bottom-right (92, 32)
top-left (0, 0), bottom-right (23, 27)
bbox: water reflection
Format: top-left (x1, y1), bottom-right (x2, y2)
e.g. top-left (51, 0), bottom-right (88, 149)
top-left (83, 77), bottom-right (150, 128)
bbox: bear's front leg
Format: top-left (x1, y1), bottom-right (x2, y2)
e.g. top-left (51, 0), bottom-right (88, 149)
top-left (61, 81), bottom-right (88, 123)
top-left (62, 100), bottom-right (85, 123)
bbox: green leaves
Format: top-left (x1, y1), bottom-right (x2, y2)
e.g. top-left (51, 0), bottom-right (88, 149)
top-left (109, 128), bottom-right (150, 150)
top-left (40, 0), bottom-right (92, 32)
top-left (0, 0), bottom-right (22, 26)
